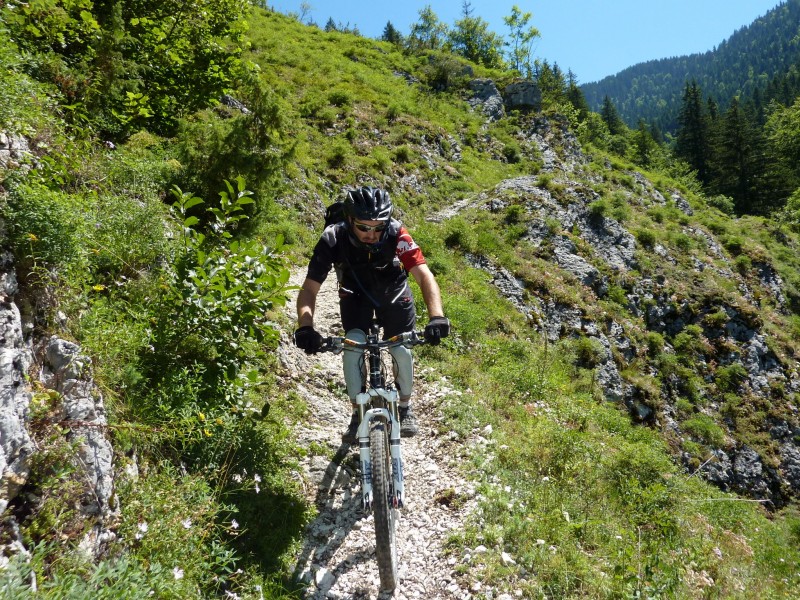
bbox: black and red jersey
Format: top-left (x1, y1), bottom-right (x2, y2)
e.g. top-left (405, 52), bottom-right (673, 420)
top-left (305, 219), bottom-right (426, 307)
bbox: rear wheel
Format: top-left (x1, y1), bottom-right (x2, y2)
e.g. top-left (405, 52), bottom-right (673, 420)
top-left (370, 422), bottom-right (397, 591)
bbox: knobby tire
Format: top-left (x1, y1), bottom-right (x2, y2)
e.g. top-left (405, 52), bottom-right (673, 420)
top-left (370, 422), bottom-right (397, 591)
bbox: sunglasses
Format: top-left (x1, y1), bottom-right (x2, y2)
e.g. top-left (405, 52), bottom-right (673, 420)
top-left (352, 221), bottom-right (388, 233)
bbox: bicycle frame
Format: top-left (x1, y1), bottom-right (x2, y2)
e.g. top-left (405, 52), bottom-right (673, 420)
top-left (321, 325), bottom-right (423, 511)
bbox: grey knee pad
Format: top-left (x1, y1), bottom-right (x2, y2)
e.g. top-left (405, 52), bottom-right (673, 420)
top-left (389, 343), bottom-right (414, 400)
top-left (342, 329), bottom-right (366, 400)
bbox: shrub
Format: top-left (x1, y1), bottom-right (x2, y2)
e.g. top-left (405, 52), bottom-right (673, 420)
top-left (327, 88), bottom-right (353, 107)
top-left (394, 144), bottom-right (413, 163)
top-left (502, 142), bottom-right (522, 164)
top-left (505, 204), bottom-right (525, 225)
top-left (645, 331), bottom-right (665, 357)
top-left (716, 362), bottom-right (748, 393)
top-left (143, 178), bottom-right (291, 409)
top-left (722, 236), bottom-right (744, 256)
top-left (587, 199), bottom-right (608, 219)
top-left (2, 183), bottom-right (83, 268)
top-left (386, 102), bottom-right (402, 122)
top-left (574, 335), bottom-right (605, 368)
top-left (326, 139), bottom-right (352, 167)
top-left (703, 309), bottom-right (728, 329)
top-left (682, 413), bottom-right (726, 447)
top-left (707, 194), bottom-right (735, 214)
top-left (734, 254), bottom-right (752, 274)
top-left (370, 147), bottom-right (392, 173)
top-left (647, 207), bottom-right (666, 223)
top-left (443, 217), bottom-right (476, 251)
top-left (606, 285), bottom-right (628, 306)
top-left (672, 233), bottom-right (693, 252)
top-left (635, 228), bottom-right (657, 249)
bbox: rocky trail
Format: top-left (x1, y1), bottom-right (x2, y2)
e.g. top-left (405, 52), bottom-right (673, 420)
top-left (277, 272), bottom-right (500, 600)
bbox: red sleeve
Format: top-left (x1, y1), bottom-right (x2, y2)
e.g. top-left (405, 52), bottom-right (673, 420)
top-left (396, 227), bottom-right (426, 271)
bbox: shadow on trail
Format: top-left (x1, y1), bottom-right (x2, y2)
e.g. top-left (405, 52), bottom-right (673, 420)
top-left (292, 441), bottom-right (380, 597)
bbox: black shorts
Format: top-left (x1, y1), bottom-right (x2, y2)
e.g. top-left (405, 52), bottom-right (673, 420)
top-left (339, 285), bottom-right (416, 338)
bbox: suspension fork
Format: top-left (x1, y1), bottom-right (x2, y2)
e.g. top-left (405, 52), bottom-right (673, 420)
top-left (356, 387), bottom-right (405, 511)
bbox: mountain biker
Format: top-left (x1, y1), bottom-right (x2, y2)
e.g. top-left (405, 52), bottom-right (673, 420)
top-left (294, 186), bottom-right (450, 443)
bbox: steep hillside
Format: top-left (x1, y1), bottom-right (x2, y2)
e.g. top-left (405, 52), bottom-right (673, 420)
top-left (3, 6), bottom-right (800, 598)
top-left (581, 0), bottom-right (800, 131)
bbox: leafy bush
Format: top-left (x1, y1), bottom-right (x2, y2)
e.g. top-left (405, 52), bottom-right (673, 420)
top-left (502, 142), bottom-right (522, 164)
top-left (442, 217), bottom-right (477, 251)
top-left (703, 309), bottom-right (729, 329)
top-left (394, 144), bottom-right (413, 163)
top-left (327, 88), bottom-right (353, 107)
top-left (707, 194), bottom-right (736, 214)
top-left (2, 182), bottom-right (83, 269)
top-left (173, 73), bottom-right (294, 208)
top-left (2, 0), bottom-right (251, 137)
top-left (143, 178), bottom-right (290, 410)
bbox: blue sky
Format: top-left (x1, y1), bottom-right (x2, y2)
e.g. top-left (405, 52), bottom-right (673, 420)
top-left (267, 0), bottom-right (785, 83)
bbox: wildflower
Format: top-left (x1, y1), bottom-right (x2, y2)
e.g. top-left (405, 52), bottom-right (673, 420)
top-left (92, 284), bottom-right (106, 292)
top-left (232, 473), bottom-right (243, 483)
top-left (182, 518), bottom-right (192, 529)
top-left (26, 233), bottom-right (38, 242)
top-left (253, 473), bottom-right (261, 483)
top-left (172, 567), bottom-right (184, 580)
top-left (231, 519), bottom-right (239, 530)
top-left (254, 482), bottom-right (260, 494)
top-left (135, 522), bottom-right (149, 540)
top-left (224, 592), bottom-right (241, 600)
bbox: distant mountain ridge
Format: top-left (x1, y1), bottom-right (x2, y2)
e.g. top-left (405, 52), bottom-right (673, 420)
top-left (581, 0), bottom-right (800, 133)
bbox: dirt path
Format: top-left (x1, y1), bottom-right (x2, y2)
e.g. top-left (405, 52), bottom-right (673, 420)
top-left (278, 271), bottom-right (491, 600)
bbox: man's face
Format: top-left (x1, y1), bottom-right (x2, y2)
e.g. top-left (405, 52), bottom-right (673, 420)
top-left (351, 219), bottom-right (387, 245)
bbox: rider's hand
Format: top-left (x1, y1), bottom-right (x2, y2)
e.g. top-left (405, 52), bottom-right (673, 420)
top-left (294, 325), bottom-right (323, 354)
top-left (424, 317), bottom-right (450, 345)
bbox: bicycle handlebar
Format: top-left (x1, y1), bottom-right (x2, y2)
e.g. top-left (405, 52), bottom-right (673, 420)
top-left (319, 330), bottom-right (426, 353)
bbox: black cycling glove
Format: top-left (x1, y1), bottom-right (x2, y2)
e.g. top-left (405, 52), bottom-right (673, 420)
top-left (424, 317), bottom-right (451, 345)
top-left (294, 326), bottom-right (323, 354)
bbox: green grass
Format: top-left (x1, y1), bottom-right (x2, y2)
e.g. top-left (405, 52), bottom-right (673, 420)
top-left (4, 5), bottom-right (800, 599)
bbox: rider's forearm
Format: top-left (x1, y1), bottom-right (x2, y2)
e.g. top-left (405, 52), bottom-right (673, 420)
top-left (296, 288), bottom-right (316, 327)
top-left (419, 273), bottom-right (444, 318)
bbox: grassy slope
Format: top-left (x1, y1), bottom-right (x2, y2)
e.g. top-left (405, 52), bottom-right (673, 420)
top-left (2, 6), bottom-right (800, 599)
top-left (245, 11), bottom-right (800, 598)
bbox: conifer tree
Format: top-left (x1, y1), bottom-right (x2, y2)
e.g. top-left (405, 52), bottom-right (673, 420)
top-left (676, 80), bottom-right (711, 184)
top-left (600, 95), bottom-right (624, 135)
top-left (633, 119), bottom-right (658, 167)
top-left (566, 70), bottom-right (590, 120)
top-left (381, 21), bottom-right (403, 45)
top-left (710, 97), bottom-right (769, 213)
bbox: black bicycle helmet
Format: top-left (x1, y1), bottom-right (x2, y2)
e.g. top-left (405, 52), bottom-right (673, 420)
top-left (344, 186), bottom-right (393, 222)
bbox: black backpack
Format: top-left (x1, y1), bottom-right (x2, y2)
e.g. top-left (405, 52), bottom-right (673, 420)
top-left (324, 201), bottom-right (346, 228)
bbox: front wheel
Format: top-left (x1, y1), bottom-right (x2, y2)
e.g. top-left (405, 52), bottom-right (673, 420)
top-left (370, 422), bottom-right (397, 591)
